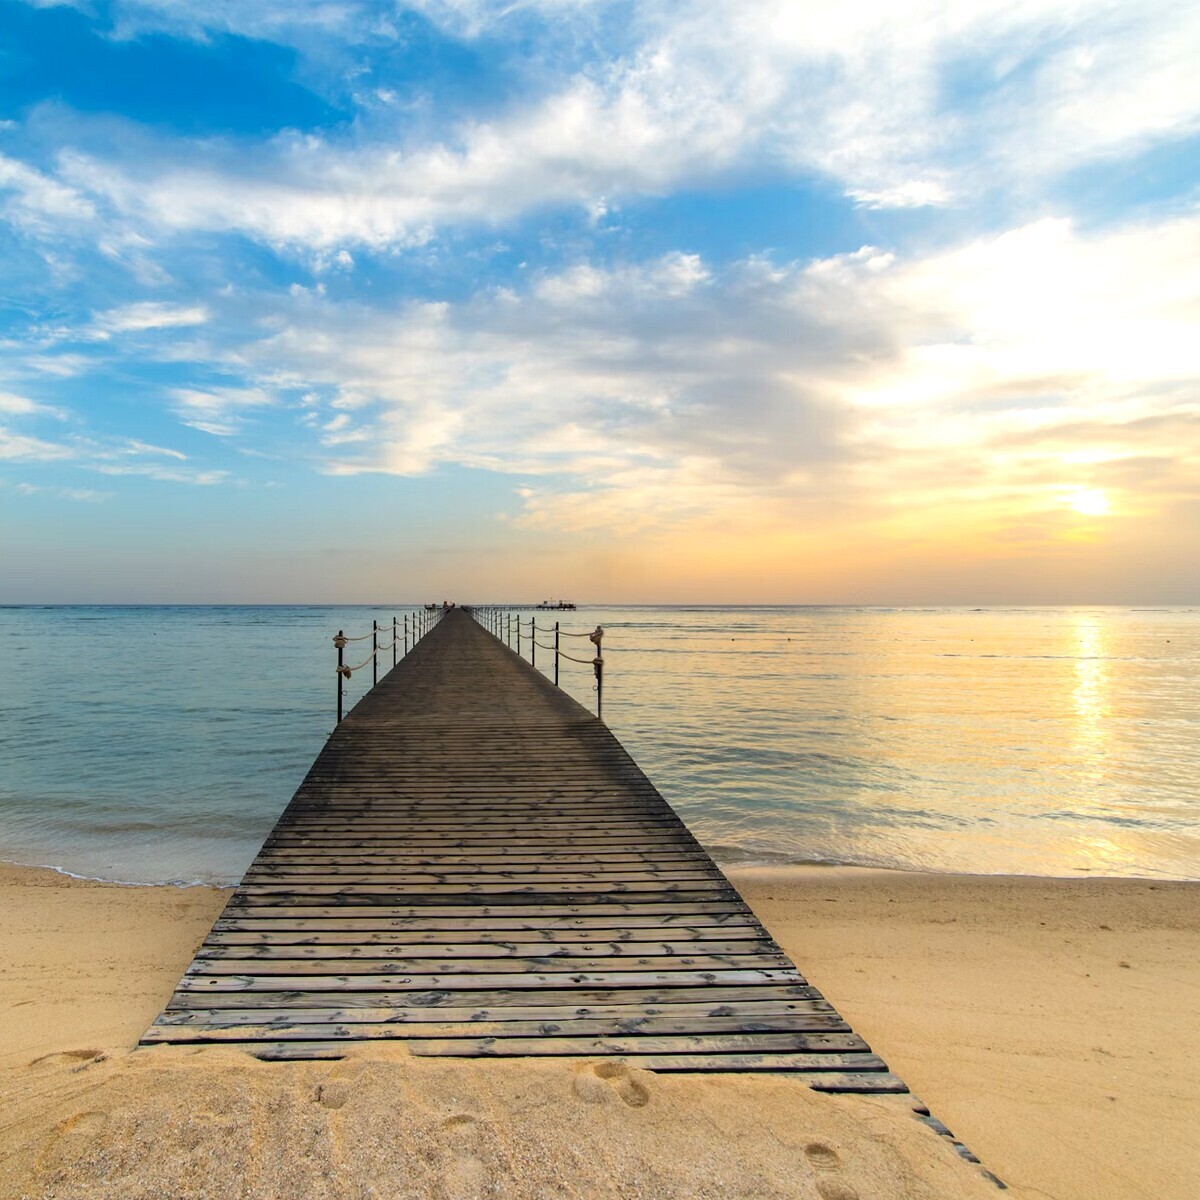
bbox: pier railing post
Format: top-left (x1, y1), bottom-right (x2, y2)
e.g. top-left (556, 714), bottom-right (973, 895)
top-left (589, 625), bottom-right (605, 721)
top-left (517, 615), bottom-right (522, 657)
top-left (404, 614), bottom-right (409, 655)
top-left (333, 631), bottom-right (347, 724)
top-left (554, 621), bottom-right (560, 686)
top-left (531, 620), bottom-right (536, 669)
top-left (372, 619), bottom-right (378, 687)
top-left (393, 617), bottom-right (397, 668)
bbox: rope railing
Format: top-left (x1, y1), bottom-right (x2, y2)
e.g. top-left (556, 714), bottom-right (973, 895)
top-left (556, 649), bottom-right (597, 665)
top-left (331, 606), bottom-right (447, 723)
top-left (338, 629), bottom-right (380, 642)
top-left (466, 604), bottom-right (605, 720)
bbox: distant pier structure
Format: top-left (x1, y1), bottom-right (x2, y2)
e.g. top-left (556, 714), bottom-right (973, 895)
top-left (141, 608), bottom-right (904, 1091)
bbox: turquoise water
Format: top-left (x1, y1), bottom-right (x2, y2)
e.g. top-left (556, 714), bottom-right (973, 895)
top-left (1, 605), bottom-right (1197, 884)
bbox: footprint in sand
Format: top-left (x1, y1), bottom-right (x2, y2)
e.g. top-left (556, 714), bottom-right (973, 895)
top-left (313, 1082), bottom-right (349, 1110)
top-left (572, 1062), bottom-right (651, 1108)
top-left (440, 1113), bottom-right (490, 1197)
top-left (804, 1142), bottom-right (858, 1200)
top-left (36, 1110), bottom-right (109, 1171)
top-left (443, 1150), bottom-right (488, 1197)
top-left (29, 1049), bottom-right (106, 1072)
top-left (572, 1068), bottom-right (611, 1105)
top-left (54, 1111), bottom-right (107, 1137)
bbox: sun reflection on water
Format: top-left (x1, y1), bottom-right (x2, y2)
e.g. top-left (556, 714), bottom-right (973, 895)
top-left (1071, 615), bottom-right (1110, 765)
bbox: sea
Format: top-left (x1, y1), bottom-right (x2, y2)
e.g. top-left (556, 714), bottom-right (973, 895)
top-left (1, 605), bottom-right (1197, 886)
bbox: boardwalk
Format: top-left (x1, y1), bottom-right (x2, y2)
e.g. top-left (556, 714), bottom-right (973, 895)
top-left (141, 610), bottom-right (904, 1092)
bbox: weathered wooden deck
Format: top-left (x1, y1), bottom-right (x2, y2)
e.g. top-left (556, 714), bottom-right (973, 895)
top-left (141, 609), bottom-right (905, 1091)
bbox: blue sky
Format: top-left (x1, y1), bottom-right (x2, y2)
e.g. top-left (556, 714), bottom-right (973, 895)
top-left (1, 0), bottom-right (1198, 602)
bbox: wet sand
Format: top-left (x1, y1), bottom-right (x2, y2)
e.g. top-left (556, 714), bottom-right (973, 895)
top-left (1, 861), bottom-right (1196, 1199)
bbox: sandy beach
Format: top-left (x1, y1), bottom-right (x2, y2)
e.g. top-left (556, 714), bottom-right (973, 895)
top-left (0, 863), bottom-right (1196, 1200)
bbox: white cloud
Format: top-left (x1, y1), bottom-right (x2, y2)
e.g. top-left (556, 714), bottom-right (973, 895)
top-left (170, 386), bottom-right (274, 437)
top-left (20, 353), bottom-right (94, 378)
top-left (183, 211), bottom-right (1199, 532)
top-left (0, 410), bottom-right (212, 482)
top-left (29, 0), bottom-right (1199, 256)
top-left (121, 438), bottom-right (189, 460)
top-left (91, 301), bottom-right (209, 337)
top-left (98, 0), bottom-right (372, 46)
top-left (0, 151), bottom-right (94, 234)
top-left (0, 426), bottom-right (77, 462)
top-left (6, 480), bottom-right (110, 502)
top-left (0, 391), bottom-right (65, 418)
top-left (93, 462), bottom-right (230, 484)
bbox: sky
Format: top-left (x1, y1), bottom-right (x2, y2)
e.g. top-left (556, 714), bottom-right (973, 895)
top-left (1, 0), bottom-right (1198, 603)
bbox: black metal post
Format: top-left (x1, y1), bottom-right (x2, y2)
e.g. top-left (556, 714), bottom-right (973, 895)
top-left (404, 613), bottom-right (409, 655)
top-left (334, 630), bottom-right (346, 724)
top-left (531, 620), bottom-right (536, 669)
top-left (554, 621), bottom-right (560, 687)
top-left (589, 625), bottom-right (605, 721)
top-left (517, 615), bottom-right (522, 657)
top-left (372, 619), bottom-right (378, 687)
top-left (393, 617), bottom-right (397, 668)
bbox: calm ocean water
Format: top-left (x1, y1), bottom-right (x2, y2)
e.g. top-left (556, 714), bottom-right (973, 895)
top-left (1, 606), bottom-right (1197, 885)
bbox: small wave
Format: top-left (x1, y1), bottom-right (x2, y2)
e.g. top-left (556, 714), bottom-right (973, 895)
top-left (1, 858), bottom-right (227, 889)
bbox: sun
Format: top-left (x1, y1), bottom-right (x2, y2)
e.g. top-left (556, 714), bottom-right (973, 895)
top-left (1067, 488), bottom-right (1110, 517)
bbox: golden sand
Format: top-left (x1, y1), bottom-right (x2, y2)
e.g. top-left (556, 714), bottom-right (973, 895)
top-left (1, 862), bottom-right (1196, 1199)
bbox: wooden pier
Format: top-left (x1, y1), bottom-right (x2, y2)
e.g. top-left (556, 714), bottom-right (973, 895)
top-left (141, 609), bottom-right (905, 1092)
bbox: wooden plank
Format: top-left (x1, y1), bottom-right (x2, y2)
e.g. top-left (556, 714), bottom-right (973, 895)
top-left (255, 853), bottom-right (713, 867)
top-left (807, 1073), bottom-right (909, 1092)
top-left (240, 872), bottom-right (725, 887)
top-left (164, 984), bottom-right (824, 1010)
top-left (233, 881), bottom-right (735, 897)
top-left (185, 952), bottom-right (793, 974)
top-left (221, 903), bottom-right (753, 919)
top-left (176, 968), bottom-right (808, 991)
top-left (269, 821), bottom-right (686, 834)
top-left (154, 1000), bottom-right (839, 1025)
top-left (378, 1037), bottom-right (878, 1059)
top-left (142, 1021), bottom-right (859, 1044)
top-left (214, 910), bottom-right (754, 929)
top-left (204, 928), bottom-right (771, 946)
top-left (255, 851), bottom-right (711, 866)
top-left (177, 1041), bottom-right (884, 1071)
top-left (262, 842), bottom-right (704, 854)
top-left (196, 938), bottom-right (782, 957)
top-left (243, 865), bottom-right (724, 880)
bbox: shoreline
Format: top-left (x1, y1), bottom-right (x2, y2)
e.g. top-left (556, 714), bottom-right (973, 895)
top-left (7, 853), bottom-right (1197, 891)
top-left (1, 862), bottom-right (1197, 1198)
